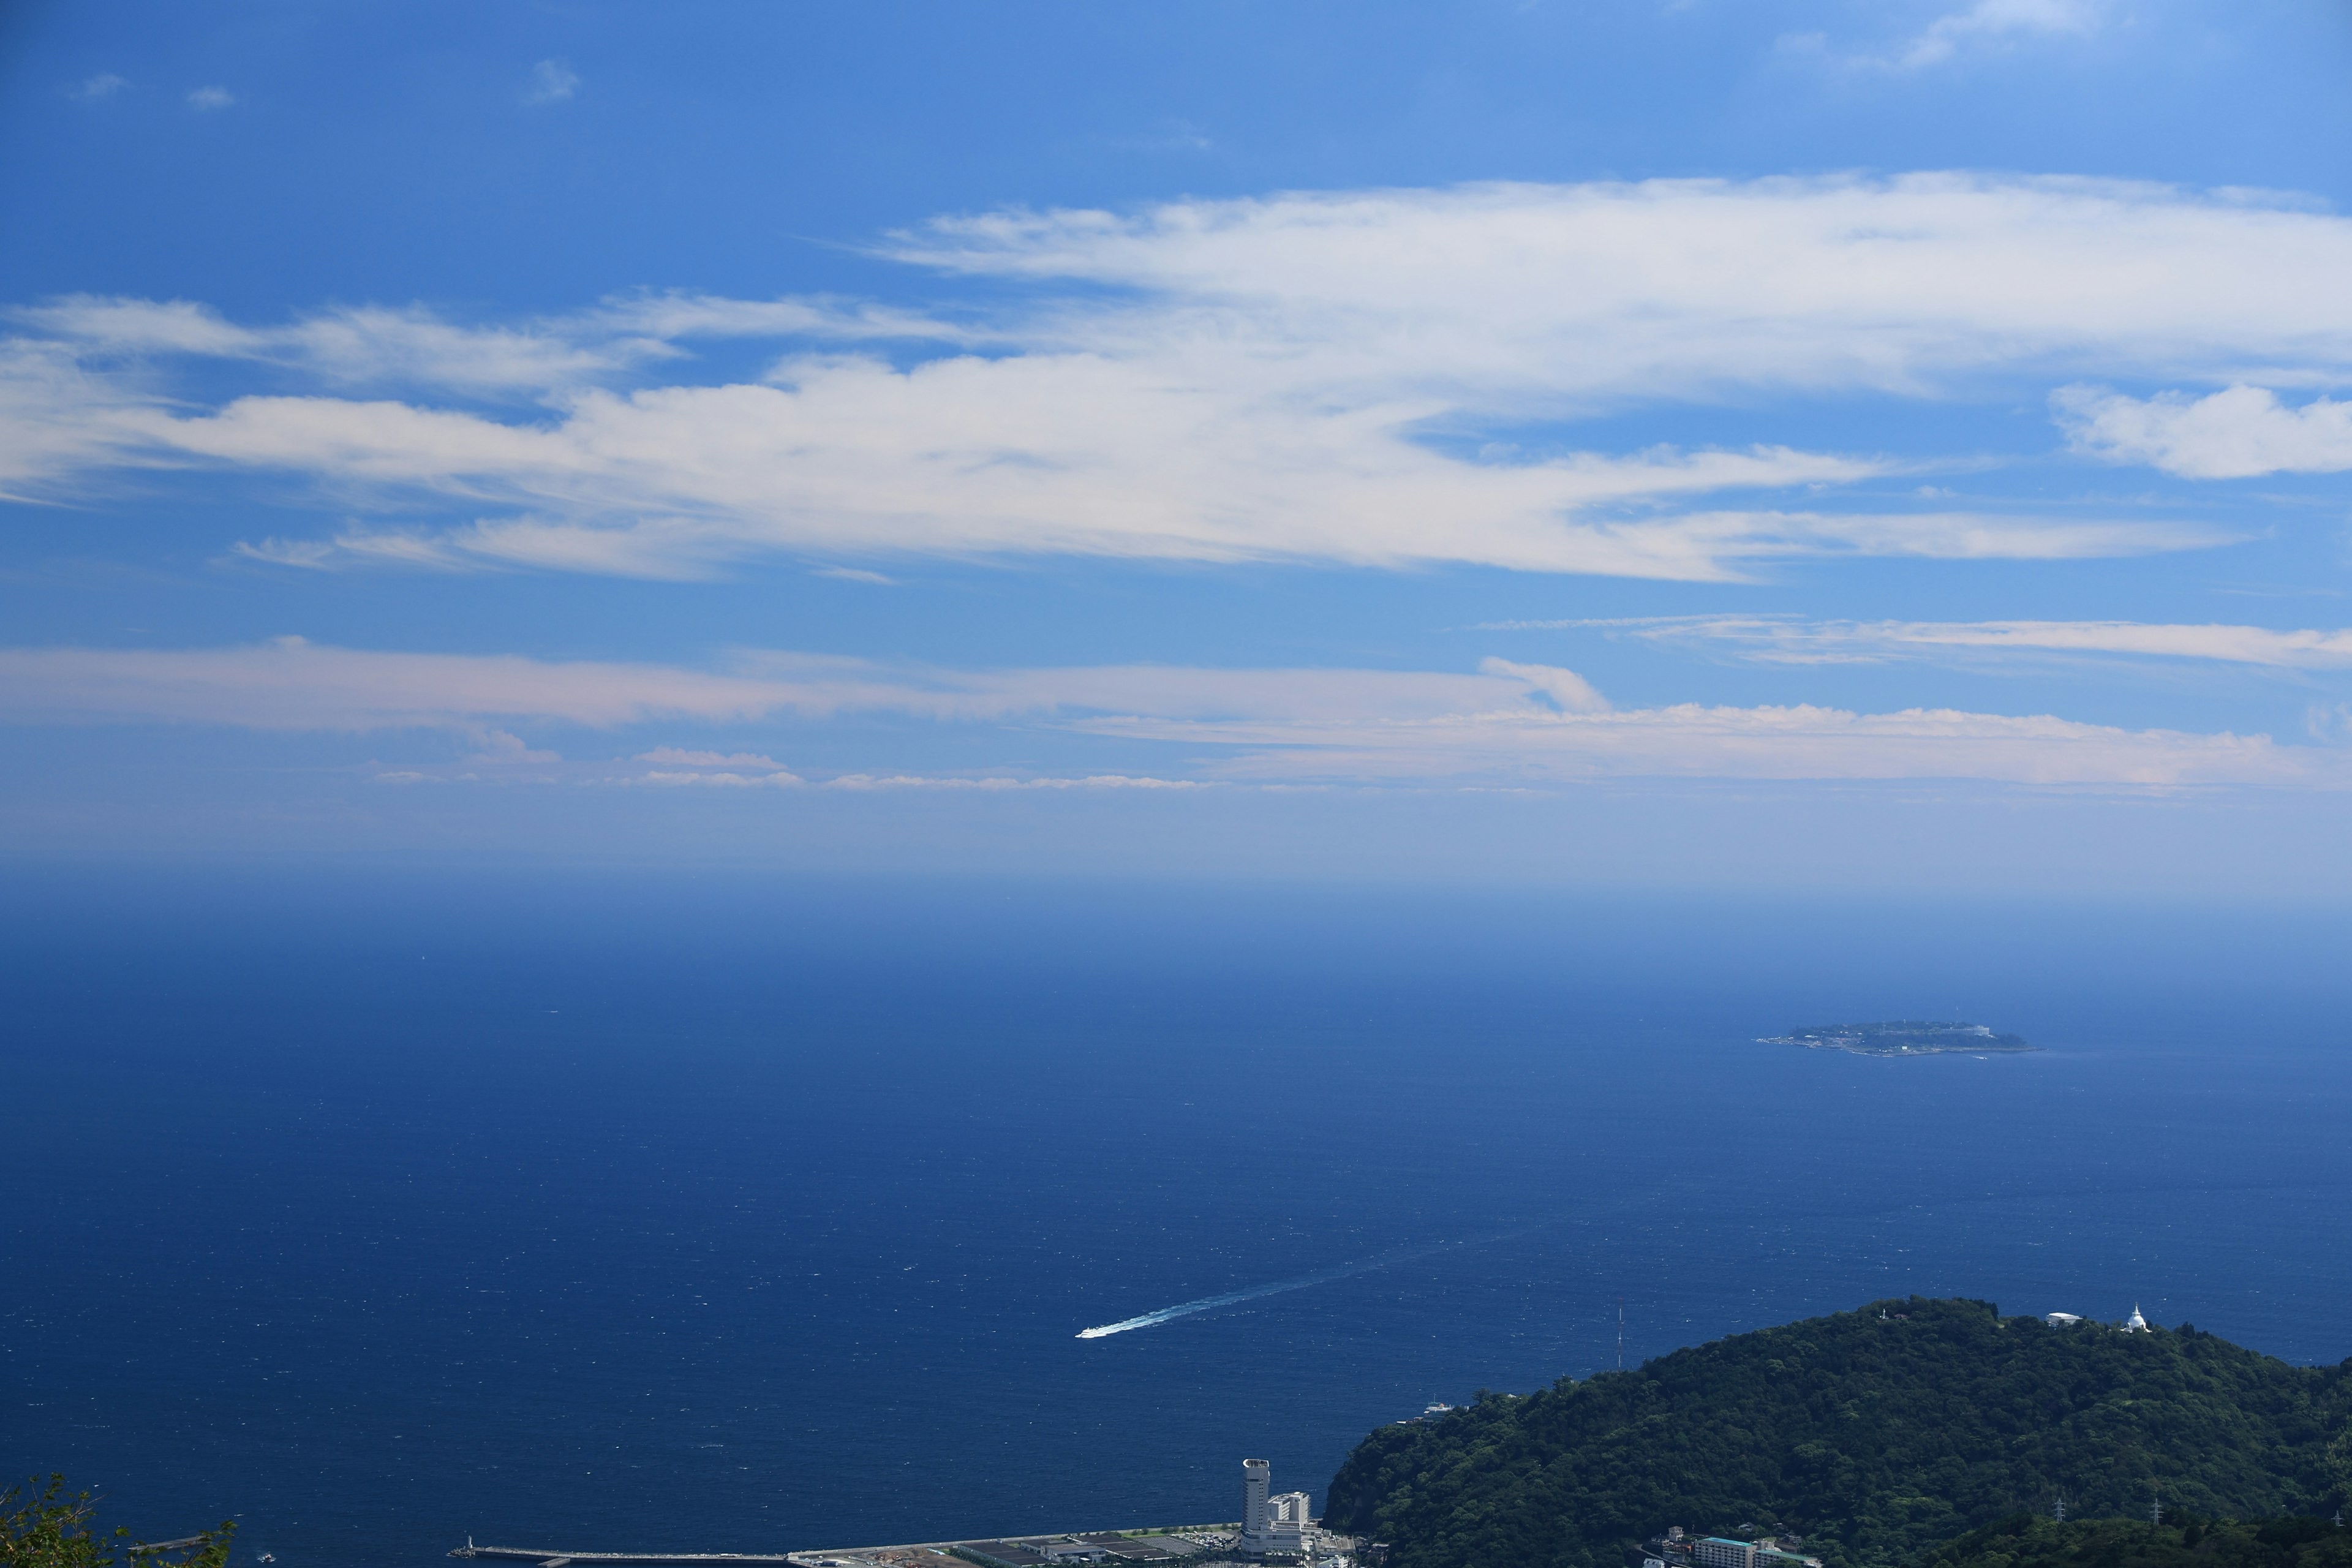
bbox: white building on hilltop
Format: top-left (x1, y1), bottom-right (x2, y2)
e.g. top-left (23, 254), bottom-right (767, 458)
top-left (1239, 1460), bottom-right (1310, 1555)
top-left (2045, 1306), bottom-right (2153, 1332)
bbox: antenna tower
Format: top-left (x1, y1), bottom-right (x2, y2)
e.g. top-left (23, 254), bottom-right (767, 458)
top-left (1618, 1298), bottom-right (1625, 1371)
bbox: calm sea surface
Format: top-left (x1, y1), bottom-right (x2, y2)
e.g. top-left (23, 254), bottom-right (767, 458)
top-left (6, 874), bottom-right (2350, 1567)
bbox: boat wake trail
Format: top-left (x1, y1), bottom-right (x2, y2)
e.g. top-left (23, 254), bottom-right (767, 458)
top-left (1074, 1232), bottom-right (1521, 1340)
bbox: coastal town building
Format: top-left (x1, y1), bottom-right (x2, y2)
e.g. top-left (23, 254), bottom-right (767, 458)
top-left (1238, 1461), bottom-right (1310, 1555)
top-left (1692, 1539), bottom-right (1816, 1568)
top-left (1645, 1528), bottom-right (1820, 1568)
top-left (1241, 1461), bottom-right (1270, 1551)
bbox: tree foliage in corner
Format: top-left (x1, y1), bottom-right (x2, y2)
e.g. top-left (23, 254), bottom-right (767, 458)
top-left (1322, 1298), bottom-right (2352, 1568)
top-left (0, 1477), bottom-right (233, 1568)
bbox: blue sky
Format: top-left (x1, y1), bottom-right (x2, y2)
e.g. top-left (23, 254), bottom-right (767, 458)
top-left (7, 1), bottom-right (2352, 891)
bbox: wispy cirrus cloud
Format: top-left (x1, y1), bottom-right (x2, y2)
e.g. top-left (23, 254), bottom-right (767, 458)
top-left (0, 637), bottom-right (1578, 733)
top-left (0, 339), bottom-right (184, 499)
top-left (1106, 702), bottom-right (2295, 790)
top-left (14, 295), bottom-right (677, 393)
top-left (13, 175), bottom-right (2352, 577)
top-left (1781, 0), bottom-right (2108, 72)
top-left (523, 59), bottom-right (579, 105)
top-left (1528, 614), bottom-right (2352, 670)
top-left (0, 637), bottom-right (2326, 791)
top-left (1897, 0), bottom-right (2106, 69)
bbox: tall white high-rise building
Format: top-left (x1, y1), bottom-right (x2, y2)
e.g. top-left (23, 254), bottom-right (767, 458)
top-left (1240, 1461), bottom-right (1310, 1554)
top-left (1242, 1460), bottom-right (1272, 1547)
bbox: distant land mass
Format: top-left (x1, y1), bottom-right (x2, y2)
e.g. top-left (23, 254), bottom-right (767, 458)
top-left (1323, 1297), bottom-right (2352, 1568)
top-left (1758, 1021), bottom-right (2035, 1056)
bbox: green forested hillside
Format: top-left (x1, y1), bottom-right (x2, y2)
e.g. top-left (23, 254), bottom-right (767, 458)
top-left (1915, 1512), bottom-right (2352, 1568)
top-left (1322, 1298), bottom-right (2352, 1568)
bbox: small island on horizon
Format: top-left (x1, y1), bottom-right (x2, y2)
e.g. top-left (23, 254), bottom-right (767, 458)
top-left (1758, 1020), bottom-right (2037, 1056)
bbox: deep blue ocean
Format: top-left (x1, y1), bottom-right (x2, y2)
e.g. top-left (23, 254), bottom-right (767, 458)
top-left (6, 873), bottom-right (2351, 1568)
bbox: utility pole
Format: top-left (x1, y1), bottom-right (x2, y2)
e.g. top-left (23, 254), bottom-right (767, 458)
top-left (2150, 1490), bottom-right (2163, 1528)
top-left (1618, 1298), bottom-right (1626, 1371)
top-left (2054, 1497), bottom-right (2065, 1523)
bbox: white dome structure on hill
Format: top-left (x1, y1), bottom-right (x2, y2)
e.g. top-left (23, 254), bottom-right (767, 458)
top-left (2123, 1303), bottom-right (2149, 1332)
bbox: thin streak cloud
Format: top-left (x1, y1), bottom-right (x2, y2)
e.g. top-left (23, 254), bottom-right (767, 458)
top-left (0, 638), bottom-right (2324, 791)
top-left (1555, 615), bottom-right (2352, 669)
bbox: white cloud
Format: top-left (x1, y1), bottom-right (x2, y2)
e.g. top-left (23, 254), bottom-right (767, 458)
top-left (164, 391), bottom-right (2133, 579)
top-left (820, 773), bottom-right (1213, 790)
top-left (524, 59), bottom-right (579, 105)
top-left (186, 86), bottom-right (236, 111)
top-left (71, 74), bottom-right (127, 102)
top-left (468, 728), bottom-right (560, 763)
top-left (880, 175), bottom-right (2352, 394)
top-left (1476, 657), bottom-right (1609, 713)
top-left (18, 176), bottom-right (2352, 575)
top-left (1565, 614), bottom-right (2352, 669)
top-left (2055, 384), bottom-right (2352, 478)
top-left (15, 297), bottom-right (264, 357)
top-left (582, 292), bottom-right (997, 347)
top-left (0, 339), bottom-right (225, 499)
top-left (0, 636), bottom-right (810, 731)
top-left (639, 768), bottom-right (801, 788)
top-left (635, 747), bottom-right (789, 767)
top-left (0, 637), bottom-right (2327, 790)
top-left (15, 295), bottom-right (670, 392)
top-left (401, 765), bottom-right (1218, 791)
top-left (140, 390), bottom-right (2208, 579)
top-left (1894, 0), bottom-right (2105, 69)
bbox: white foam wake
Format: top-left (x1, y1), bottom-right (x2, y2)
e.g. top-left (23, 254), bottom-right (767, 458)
top-left (1074, 1235), bottom-right (1502, 1339)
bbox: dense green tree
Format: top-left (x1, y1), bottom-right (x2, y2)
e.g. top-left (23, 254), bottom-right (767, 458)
top-left (1324, 1298), bottom-right (2352, 1568)
top-left (0, 1477), bottom-right (232, 1568)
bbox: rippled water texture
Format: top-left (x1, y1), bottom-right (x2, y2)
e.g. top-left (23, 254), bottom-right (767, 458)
top-left (6, 873), bottom-right (2348, 1567)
